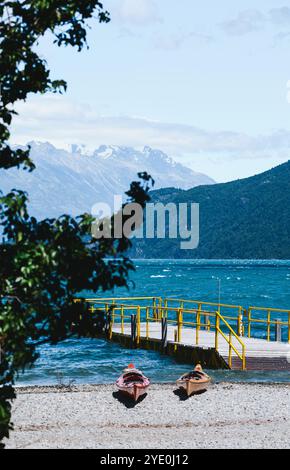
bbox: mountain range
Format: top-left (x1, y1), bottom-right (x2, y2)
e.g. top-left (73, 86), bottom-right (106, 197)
top-left (130, 160), bottom-right (290, 259)
top-left (0, 142), bottom-right (214, 219)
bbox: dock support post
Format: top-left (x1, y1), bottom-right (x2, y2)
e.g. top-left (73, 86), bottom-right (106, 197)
top-left (174, 329), bottom-right (178, 352)
top-left (106, 312), bottom-right (113, 340)
top-left (275, 320), bottom-right (282, 342)
top-left (215, 312), bottom-right (220, 351)
top-left (131, 314), bottom-right (137, 348)
top-left (161, 317), bottom-right (168, 349)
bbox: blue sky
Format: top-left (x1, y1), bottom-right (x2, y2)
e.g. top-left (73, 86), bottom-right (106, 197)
top-left (11, 0), bottom-right (290, 182)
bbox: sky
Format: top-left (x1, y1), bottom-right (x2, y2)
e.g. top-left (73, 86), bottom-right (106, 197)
top-left (10, 0), bottom-right (290, 182)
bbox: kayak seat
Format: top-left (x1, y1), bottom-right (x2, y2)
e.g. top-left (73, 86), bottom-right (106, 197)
top-left (123, 373), bottom-right (144, 384)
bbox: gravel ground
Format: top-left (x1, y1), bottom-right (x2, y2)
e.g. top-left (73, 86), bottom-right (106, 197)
top-left (5, 383), bottom-right (290, 449)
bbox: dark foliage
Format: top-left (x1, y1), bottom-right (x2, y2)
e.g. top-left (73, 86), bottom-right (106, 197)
top-left (0, 1), bottom-right (153, 447)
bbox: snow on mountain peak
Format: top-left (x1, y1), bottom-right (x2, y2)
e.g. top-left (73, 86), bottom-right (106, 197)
top-left (1, 142), bottom-right (215, 218)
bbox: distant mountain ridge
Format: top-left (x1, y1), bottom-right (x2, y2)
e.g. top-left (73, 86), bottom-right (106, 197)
top-left (0, 142), bottom-right (214, 219)
top-left (130, 160), bottom-right (290, 259)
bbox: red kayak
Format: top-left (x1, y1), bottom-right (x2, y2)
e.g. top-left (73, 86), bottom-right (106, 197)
top-left (116, 364), bottom-right (150, 402)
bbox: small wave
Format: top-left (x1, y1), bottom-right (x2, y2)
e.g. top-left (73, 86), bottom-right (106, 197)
top-left (150, 275), bottom-right (166, 278)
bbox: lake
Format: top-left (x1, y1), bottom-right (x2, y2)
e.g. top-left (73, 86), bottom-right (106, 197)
top-left (18, 260), bottom-right (290, 385)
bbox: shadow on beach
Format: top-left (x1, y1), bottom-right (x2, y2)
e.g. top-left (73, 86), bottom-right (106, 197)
top-left (173, 388), bottom-right (207, 401)
top-left (112, 391), bottom-right (148, 408)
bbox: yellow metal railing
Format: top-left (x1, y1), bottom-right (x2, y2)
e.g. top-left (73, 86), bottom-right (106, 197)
top-left (73, 296), bottom-right (290, 369)
top-left (215, 311), bottom-right (246, 370)
top-left (164, 299), bottom-right (289, 343)
top-left (75, 296), bottom-right (290, 344)
top-left (160, 306), bottom-right (246, 370)
top-left (83, 298), bottom-right (246, 370)
top-left (84, 296), bottom-right (162, 305)
top-left (245, 306), bottom-right (290, 342)
top-left (84, 297), bottom-right (162, 319)
top-left (165, 298), bottom-right (244, 326)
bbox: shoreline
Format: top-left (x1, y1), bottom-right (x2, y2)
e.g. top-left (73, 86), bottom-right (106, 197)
top-left (14, 381), bottom-right (290, 393)
top-left (6, 382), bottom-right (290, 449)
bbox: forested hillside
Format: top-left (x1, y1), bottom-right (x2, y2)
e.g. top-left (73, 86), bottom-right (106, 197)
top-left (131, 160), bottom-right (290, 259)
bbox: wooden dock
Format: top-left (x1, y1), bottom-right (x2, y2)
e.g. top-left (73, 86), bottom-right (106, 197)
top-left (78, 296), bottom-right (290, 371)
top-left (113, 322), bottom-right (290, 371)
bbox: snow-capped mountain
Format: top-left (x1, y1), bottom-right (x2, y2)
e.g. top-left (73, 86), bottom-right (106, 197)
top-left (0, 142), bottom-right (215, 219)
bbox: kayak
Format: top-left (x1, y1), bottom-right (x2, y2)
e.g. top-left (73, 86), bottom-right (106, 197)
top-left (116, 364), bottom-right (150, 402)
top-left (176, 364), bottom-right (211, 397)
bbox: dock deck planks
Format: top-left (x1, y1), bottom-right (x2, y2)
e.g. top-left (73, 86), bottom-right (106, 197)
top-left (113, 323), bottom-right (290, 371)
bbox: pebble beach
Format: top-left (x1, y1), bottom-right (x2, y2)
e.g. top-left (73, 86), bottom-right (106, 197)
top-left (5, 382), bottom-right (290, 449)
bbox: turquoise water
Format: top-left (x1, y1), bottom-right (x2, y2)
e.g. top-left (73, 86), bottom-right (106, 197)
top-left (18, 260), bottom-right (290, 385)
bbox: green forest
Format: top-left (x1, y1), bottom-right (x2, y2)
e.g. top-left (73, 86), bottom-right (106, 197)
top-left (131, 160), bottom-right (290, 259)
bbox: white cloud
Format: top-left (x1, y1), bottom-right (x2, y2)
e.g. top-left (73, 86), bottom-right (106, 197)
top-left (10, 95), bottom-right (290, 164)
top-left (221, 6), bottom-right (290, 37)
top-left (113, 0), bottom-right (161, 26)
top-left (269, 7), bottom-right (290, 26)
top-left (221, 9), bottom-right (265, 36)
top-left (154, 31), bottom-right (213, 51)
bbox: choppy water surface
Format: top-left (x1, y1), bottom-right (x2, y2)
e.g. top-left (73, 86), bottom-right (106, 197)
top-left (18, 260), bottom-right (290, 385)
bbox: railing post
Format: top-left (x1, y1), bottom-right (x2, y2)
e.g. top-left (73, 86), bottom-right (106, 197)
top-left (121, 305), bottom-right (124, 335)
top-left (107, 312), bottom-right (113, 340)
top-left (267, 310), bottom-right (271, 341)
top-left (228, 331), bottom-right (232, 369)
top-left (161, 317), bottom-right (168, 349)
top-left (136, 306), bottom-right (141, 345)
top-left (198, 302), bottom-right (202, 318)
top-left (146, 307), bottom-right (150, 340)
top-left (177, 308), bottom-right (182, 343)
top-left (196, 309), bottom-right (200, 345)
top-left (237, 311), bottom-right (243, 337)
top-left (242, 345), bottom-right (246, 371)
top-left (215, 312), bottom-right (220, 351)
top-left (275, 319), bottom-right (282, 342)
top-left (247, 308), bottom-right (251, 338)
top-left (207, 315), bottom-right (211, 331)
top-left (241, 308), bottom-right (245, 336)
top-left (153, 298), bottom-right (157, 320)
top-left (158, 297), bottom-right (163, 320)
